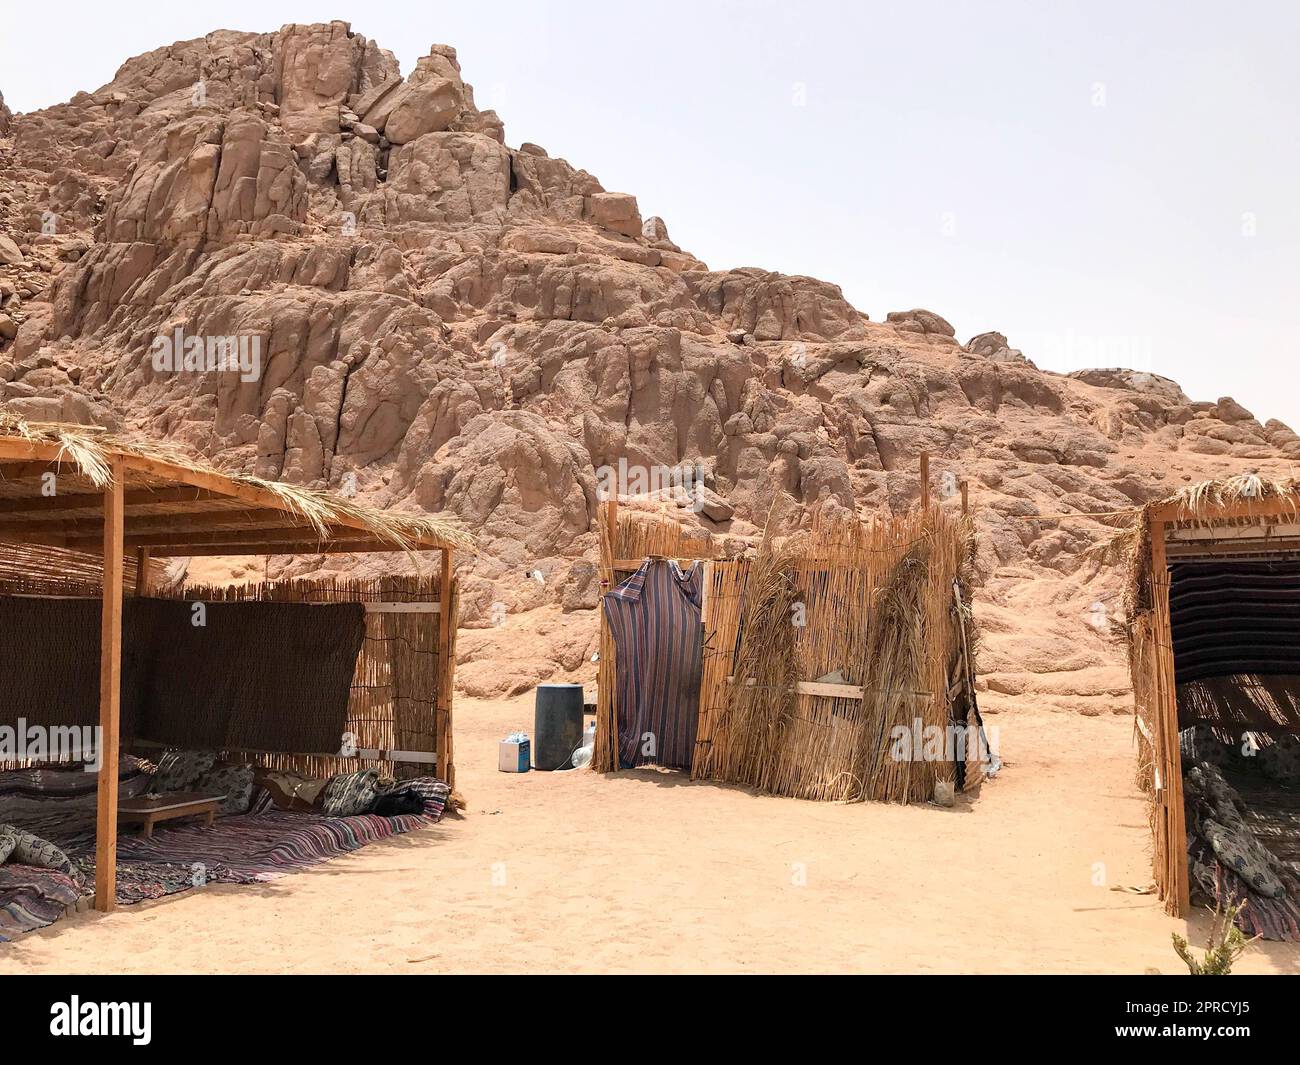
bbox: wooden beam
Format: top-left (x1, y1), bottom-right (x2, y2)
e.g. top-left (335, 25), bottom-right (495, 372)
top-left (94, 460), bottom-right (125, 913)
top-left (1150, 496), bottom-right (1300, 525)
top-left (0, 486), bottom-right (224, 516)
top-left (62, 526), bottom-right (380, 551)
top-left (0, 507), bottom-right (301, 537)
top-left (1166, 538), bottom-right (1300, 560)
top-left (147, 540), bottom-right (417, 557)
top-left (0, 438), bottom-right (65, 463)
top-left (920, 453), bottom-right (930, 513)
top-left (117, 454), bottom-right (450, 551)
top-left (960, 480), bottom-right (969, 516)
top-left (0, 460), bottom-right (70, 481)
top-left (0, 438), bottom-right (455, 551)
top-left (362, 601), bottom-right (441, 614)
top-left (134, 548), bottom-right (150, 596)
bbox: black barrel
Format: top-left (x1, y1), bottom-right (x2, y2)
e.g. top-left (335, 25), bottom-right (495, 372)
top-left (534, 683), bottom-right (585, 770)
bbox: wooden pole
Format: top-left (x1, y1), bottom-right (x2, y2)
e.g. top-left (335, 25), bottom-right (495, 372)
top-left (594, 498), bottom-right (618, 772)
top-left (94, 460), bottom-right (125, 913)
top-left (919, 453), bottom-right (930, 513)
top-left (960, 480), bottom-right (969, 517)
top-left (436, 547), bottom-right (454, 789)
top-left (1154, 522), bottom-right (1190, 915)
top-left (1150, 519), bottom-right (1190, 915)
top-left (134, 547), bottom-right (150, 596)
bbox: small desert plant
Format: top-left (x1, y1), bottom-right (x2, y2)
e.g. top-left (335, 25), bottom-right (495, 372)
top-left (1172, 897), bottom-right (1256, 975)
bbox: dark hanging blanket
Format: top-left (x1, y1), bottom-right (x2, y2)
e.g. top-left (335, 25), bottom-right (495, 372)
top-left (0, 596), bottom-right (365, 755)
top-left (604, 560), bottom-right (703, 770)
top-left (126, 599), bottom-right (364, 753)
top-left (1170, 561), bottom-right (1300, 684)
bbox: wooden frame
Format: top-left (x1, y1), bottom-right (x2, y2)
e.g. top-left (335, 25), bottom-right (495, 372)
top-left (0, 434), bottom-right (462, 913)
top-left (1139, 489), bottom-right (1300, 917)
top-left (593, 454), bottom-right (976, 800)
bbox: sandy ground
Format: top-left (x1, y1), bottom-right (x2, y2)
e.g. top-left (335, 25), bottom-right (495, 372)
top-left (2, 696), bottom-right (1298, 974)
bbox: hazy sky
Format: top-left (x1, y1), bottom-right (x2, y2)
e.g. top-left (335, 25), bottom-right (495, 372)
top-left (4, 1), bottom-right (1298, 429)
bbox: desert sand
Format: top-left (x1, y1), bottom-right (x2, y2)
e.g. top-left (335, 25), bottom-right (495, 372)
top-left (2, 695), bottom-right (1296, 975)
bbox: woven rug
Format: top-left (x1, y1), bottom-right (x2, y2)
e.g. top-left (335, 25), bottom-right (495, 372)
top-left (0, 776), bottom-right (450, 940)
top-left (0, 864), bottom-right (80, 941)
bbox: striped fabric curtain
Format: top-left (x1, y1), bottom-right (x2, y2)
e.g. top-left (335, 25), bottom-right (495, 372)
top-left (604, 560), bottom-right (704, 770)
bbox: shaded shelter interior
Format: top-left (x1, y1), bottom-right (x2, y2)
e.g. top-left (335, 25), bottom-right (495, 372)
top-left (1168, 553), bottom-right (1300, 937)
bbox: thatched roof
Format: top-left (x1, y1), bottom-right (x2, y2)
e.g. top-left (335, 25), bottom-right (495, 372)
top-left (0, 415), bottom-right (472, 557)
top-left (1123, 473), bottom-right (1300, 619)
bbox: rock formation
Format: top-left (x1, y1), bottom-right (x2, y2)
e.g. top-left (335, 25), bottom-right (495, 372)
top-left (1, 21), bottom-right (1296, 705)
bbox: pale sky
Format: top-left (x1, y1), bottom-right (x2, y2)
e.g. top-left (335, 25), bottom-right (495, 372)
top-left (4, 0), bottom-right (1298, 429)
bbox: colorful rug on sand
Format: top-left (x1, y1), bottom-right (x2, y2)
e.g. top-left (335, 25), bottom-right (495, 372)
top-left (0, 864), bottom-right (81, 942)
top-left (0, 772), bottom-right (450, 940)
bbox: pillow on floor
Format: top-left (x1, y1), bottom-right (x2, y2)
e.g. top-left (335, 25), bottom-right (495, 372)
top-left (0, 831), bottom-right (16, 863)
top-left (321, 769), bottom-right (381, 817)
top-left (153, 749), bottom-right (218, 793)
top-left (196, 763), bottom-right (255, 815)
top-left (253, 767), bottom-right (327, 811)
top-left (0, 824), bottom-right (82, 884)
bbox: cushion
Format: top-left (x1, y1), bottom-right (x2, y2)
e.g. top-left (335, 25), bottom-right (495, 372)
top-left (153, 748), bottom-right (218, 793)
top-left (373, 790), bottom-right (426, 816)
top-left (0, 823), bottom-right (81, 884)
top-left (320, 769), bottom-right (382, 817)
top-left (376, 777), bottom-right (450, 820)
top-left (195, 763), bottom-right (255, 815)
top-left (253, 767), bottom-right (327, 811)
top-left (0, 831), bottom-right (16, 863)
top-left (247, 787), bottom-right (276, 815)
top-left (1260, 735), bottom-right (1300, 784)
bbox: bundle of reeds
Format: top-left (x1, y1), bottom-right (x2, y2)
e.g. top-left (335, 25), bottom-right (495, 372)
top-left (711, 538), bottom-right (802, 790)
top-left (709, 508), bottom-right (977, 803)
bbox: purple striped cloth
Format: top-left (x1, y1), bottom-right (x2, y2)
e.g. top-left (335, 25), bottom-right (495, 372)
top-left (604, 560), bottom-right (704, 770)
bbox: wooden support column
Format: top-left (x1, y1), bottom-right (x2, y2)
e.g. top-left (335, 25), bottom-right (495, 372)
top-left (920, 453), bottom-right (930, 513)
top-left (960, 480), bottom-right (969, 517)
top-left (1150, 519), bottom-right (1190, 916)
top-left (436, 547), bottom-right (454, 789)
top-left (134, 547), bottom-right (150, 596)
top-left (94, 460), bottom-right (125, 913)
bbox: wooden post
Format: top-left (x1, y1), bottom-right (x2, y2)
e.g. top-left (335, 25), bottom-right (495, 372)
top-left (960, 480), bottom-right (969, 517)
top-left (919, 453), bottom-right (930, 513)
top-left (1150, 520), bottom-right (1190, 916)
top-left (134, 547), bottom-right (150, 596)
top-left (436, 547), bottom-right (454, 789)
top-left (593, 498), bottom-right (618, 772)
top-left (94, 460), bottom-right (125, 913)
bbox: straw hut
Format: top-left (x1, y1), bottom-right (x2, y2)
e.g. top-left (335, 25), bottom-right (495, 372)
top-left (1125, 473), bottom-right (1300, 937)
top-left (0, 416), bottom-right (470, 912)
top-left (593, 468), bottom-right (987, 805)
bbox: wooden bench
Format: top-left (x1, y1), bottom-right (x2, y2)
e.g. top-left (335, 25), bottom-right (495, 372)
top-left (117, 792), bottom-right (224, 838)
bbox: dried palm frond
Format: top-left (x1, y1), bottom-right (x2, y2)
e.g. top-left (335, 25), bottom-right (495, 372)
top-left (0, 417), bottom-right (473, 552)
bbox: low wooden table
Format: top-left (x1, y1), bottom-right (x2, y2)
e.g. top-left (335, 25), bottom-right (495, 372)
top-left (117, 792), bottom-right (224, 838)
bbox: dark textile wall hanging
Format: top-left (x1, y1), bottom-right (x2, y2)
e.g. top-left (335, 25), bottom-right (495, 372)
top-left (604, 560), bottom-right (703, 770)
top-left (0, 597), bottom-right (106, 730)
top-left (128, 599), bottom-right (365, 753)
top-left (1170, 561), bottom-right (1300, 685)
top-left (0, 596), bottom-right (365, 754)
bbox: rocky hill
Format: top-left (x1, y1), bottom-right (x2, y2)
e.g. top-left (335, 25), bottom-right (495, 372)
top-left (1, 21), bottom-right (1296, 708)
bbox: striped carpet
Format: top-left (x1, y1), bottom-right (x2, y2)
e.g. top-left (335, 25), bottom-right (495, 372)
top-left (0, 775), bottom-right (450, 940)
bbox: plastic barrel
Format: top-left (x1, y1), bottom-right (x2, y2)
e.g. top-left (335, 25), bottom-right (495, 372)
top-left (534, 683), bottom-right (585, 770)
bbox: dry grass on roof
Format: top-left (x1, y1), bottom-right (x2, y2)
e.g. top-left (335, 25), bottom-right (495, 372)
top-left (1117, 472), bottom-right (1300, 625)
top-left (1157, 472), bottom-right (1299, 523)
top-left (0, 413), bottom-right (474, 553)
